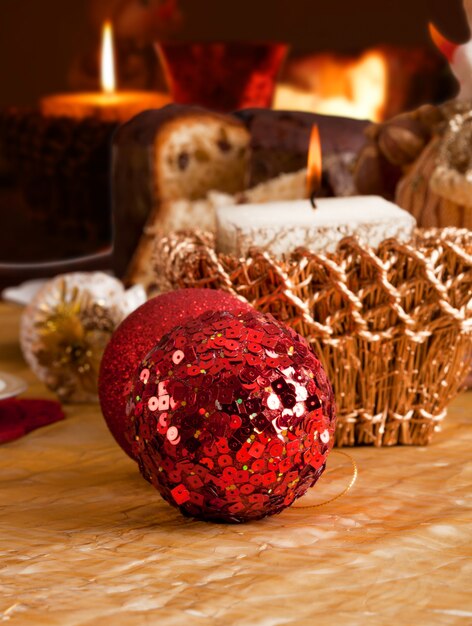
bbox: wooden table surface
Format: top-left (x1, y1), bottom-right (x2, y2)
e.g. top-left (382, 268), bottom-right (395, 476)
top-left (1, 301), bottom-right (472, 626)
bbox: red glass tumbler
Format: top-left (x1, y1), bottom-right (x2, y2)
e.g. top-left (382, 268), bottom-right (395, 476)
top-left (156, 41), bottom-right (288, 111)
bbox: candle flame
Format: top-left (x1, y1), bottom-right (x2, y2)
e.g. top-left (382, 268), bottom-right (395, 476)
top-left (429, 23), bottom-right (459, 62)
top-left (101, 21), bottom-right (116, 94)
top-left (306, 125), bottom-right (322, 198)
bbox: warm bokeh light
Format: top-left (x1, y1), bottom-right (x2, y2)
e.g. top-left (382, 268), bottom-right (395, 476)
top-left (306, 124), bottom-right (322, 198)
top-left (274, 49), bottom-right (389, 122)
top-left (349, 50), bottom-right (388, 121)
top-left (101, 21), bottom-right (116, 94)
top-left (429, 23), bottom-right (459, 62)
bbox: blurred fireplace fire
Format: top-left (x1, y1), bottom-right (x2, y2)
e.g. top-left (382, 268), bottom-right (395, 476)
top-left (274, 46), bottom-right (451, 122)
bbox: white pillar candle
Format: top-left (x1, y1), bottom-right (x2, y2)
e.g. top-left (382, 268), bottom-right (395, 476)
top-left (215, 195), bottom-right (416, 257)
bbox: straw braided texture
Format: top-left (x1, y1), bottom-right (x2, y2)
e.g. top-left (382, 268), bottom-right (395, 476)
top-left (154, 228), bottom-right (472, 447)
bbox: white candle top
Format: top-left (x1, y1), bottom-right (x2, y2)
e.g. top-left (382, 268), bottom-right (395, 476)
top-left (216, 195), bottom-right (416, 257)
top-left (219, 196), bottom-right (408, 225)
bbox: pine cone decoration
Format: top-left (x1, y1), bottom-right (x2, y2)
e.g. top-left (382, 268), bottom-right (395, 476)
top-left (355, 100), bottom-right (472, 231)
top-left (354, 104), bottom-right (446, 199)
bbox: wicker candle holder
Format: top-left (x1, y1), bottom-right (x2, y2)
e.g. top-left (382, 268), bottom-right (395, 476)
top-left (153, 228), bottom-right (472, 447)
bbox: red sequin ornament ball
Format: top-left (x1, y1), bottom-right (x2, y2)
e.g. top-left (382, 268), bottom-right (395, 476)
top-left (99, 289), bottom-right (253, 458)
top-left (129, 309), bottom-right (336, 523)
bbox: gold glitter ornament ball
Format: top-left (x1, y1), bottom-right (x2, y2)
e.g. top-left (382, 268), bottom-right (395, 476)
top-left (98, 289), bottom-right (253, 458)
top-left (20, 272), bottom-right (145, 403)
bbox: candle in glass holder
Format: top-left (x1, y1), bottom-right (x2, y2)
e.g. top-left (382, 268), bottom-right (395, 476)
top-left (41, 22), bottom-right (169, 123)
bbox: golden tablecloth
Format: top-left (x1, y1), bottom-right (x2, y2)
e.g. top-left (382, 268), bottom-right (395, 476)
top-left (1, 302), bottom-right (472, 626)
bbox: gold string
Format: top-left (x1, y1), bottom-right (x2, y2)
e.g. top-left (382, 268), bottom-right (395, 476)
top-left (292, 450), bottom-right (358, 509)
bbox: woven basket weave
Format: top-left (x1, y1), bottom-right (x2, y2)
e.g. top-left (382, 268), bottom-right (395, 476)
top-left (154, 228), bottom-right (472, 447)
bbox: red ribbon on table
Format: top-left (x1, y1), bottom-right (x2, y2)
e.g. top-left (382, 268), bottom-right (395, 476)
top-left (0, 399), bottom-right (65, 444)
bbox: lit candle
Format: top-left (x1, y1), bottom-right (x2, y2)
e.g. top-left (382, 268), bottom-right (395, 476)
top-left (216, 126), bottom-right (416, 257)
top-left (41, 22), bottom-right (169, 123)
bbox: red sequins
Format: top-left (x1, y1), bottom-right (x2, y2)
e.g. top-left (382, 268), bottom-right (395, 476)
top-left (130, 309), bottom-right (336, 523)
top-left (148, 396), bottom-right (159, 411)
top-left (139, 369), bottom-right (150, 384)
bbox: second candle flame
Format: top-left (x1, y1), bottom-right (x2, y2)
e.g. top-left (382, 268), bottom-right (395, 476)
top-left (101, 21), bottom-right (116, 94)
top-left (306, 125), bottom-right (322, 200)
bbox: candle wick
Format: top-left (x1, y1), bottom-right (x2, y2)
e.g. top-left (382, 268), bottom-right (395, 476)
top-left (310, 192), bottom-right (318, 210)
